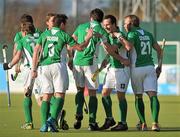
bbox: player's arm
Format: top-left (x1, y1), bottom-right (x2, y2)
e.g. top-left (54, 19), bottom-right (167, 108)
top-left (152, 42), bottom-right (162, 78)
top-left (3, 51), bottom-right (22, 70)
top-left (69, 28), bottom-right (93, 51)
top-left (103, 42), bottom-right (130, 66)
top-left (32, 44), bottom-right (42, 78)
top-left (113, 32), bottom-right (132, 51)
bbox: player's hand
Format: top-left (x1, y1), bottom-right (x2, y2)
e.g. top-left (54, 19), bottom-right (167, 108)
top-left (31, 70), bottom-right (37, 79)
top-left (156, 66), bottom-right (162, 79)
top-left (121, 59), bottom-right (130, 66)
top-left (68, 58), bottom-right (73, 71)
top-left (3, 63), bottom-right (12, 70)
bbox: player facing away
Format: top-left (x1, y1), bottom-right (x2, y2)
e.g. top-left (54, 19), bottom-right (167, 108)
top-left (99, 15), bottom-right (132, 131)
top-left (3, 22), bottom-right (40, 130)
top-left (13, 14), bottom-right (41, 74)
top-left (124, 15), bottom-right (162, 131)
top-left (31, 14), bottom-right (93, 132)
top-left (72, 8), bottom-right (109, 131)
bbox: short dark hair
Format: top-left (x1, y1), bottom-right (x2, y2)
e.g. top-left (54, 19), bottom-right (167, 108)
top-left (20, 14), bottom-right (33, 24)
top-left (104, 15), bottom-right (117, 26)
top-left (53, 14), bottom-right (68, 27)
top-left (21, 22), bottom-right (35, 34)
top-left (90, 8), bottom-right (104, 22)
top-left (124, 14), bottom-right (140, 27)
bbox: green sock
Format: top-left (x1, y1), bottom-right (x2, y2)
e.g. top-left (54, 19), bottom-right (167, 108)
top-left (75, 91), bottom-right (84, 115)
top-left (49, 96), bottom-right (56, 117)
top-left (50, 97), bottom-right (64, 120)
top-left (150, 96), bottom-right (160, 123)
top-left (119, 99), bottom-right (127, 123)
top-left (41, 101), bottom-right (50, 126)
top-left (135, 97), bottom-right (146, 123)
top-left (102, 96), bottom-right (112, 117)
top-left (23, 97), bottom-right (32, 123)
top-left (89, 96), bottom-right (98, 123)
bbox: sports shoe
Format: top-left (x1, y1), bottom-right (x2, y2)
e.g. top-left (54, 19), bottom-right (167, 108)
top-left (58, 109), bottom-right (66, 129)
top-left (74, 115), bottom-right (83, 129)
top-left (47, 117), bottom-right (59, 132)
top-left (88, 122), bottom-right (100, 131)
top-left (136, 121), bottom-right (148, 131)
top-left (111, 122), bottom-right (128, 131)
top-left (141, 123), bottom-right (148, 131)
top-left (21, 122), bottom-right (34, 130)
top-left (152, 123), bottom-right (160, 132)
top-left (99, 118), bottom-right (116, 130)
top-left (61, 120), bottom-right (69, 130)
top-left (40, 123), bottom-right (48, 132)
top-left (136, 121), bottom-right (142, 130)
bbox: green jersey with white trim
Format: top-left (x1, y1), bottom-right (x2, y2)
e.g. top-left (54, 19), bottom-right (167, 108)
top-left (73, 21), bottom-right (109, 66)
top-left (37, 27), bottom-right (77, 66)
top-left (127, 27), bottom-right (157, 67)
top-left (16, 34), bottom-right (39, 67)
top-left (109, 30), bottom-right (128, 68)
top-left (14, 28), bottom-right (42, 43)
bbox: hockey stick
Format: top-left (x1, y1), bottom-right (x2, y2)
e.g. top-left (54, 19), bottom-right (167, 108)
top-left (2, 44), bottom-right (11, 107)
top-left (84, 98), bottom-right (88, 114)
top-left (158, 38), bottom-right (166, 68)
top-left (91, 55), bottom-right (109, 82)
top-left (25, 39), bottom-right (46, 97)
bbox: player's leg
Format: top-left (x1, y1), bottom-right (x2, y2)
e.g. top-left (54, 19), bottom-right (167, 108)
top-left (85, 65), bottom-right (100, 131)
top-left (21, 68), bottom-right (33, 130)
top-left (47, 63), bottom-right (68, 132)
top-left (73, 66), bottom-right (85, 129)
top-left (144, 66), bottom-right (160, 131)
top-left (100, 69), bottom-right (116, 130)
top-left (131, 67), bottom-right (147, 131)
top-left (111, 68), bottom-right (130, 131)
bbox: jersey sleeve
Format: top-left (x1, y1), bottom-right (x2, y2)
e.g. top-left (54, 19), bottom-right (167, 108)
top-left (127, 32), bottom-right (136, 44)
top-left (14, 32), bottom-right (22, 43)
top-left (64, 33), bottom-right (77, 47)
top-left (16, 40), bottom-right (23, 51)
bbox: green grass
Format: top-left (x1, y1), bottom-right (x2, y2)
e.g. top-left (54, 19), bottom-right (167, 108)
top-left (0, 93), bottom-right (180, 137)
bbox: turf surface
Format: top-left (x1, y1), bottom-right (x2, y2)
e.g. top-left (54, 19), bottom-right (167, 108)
top-left (0, 93), bottom-right (180, 137)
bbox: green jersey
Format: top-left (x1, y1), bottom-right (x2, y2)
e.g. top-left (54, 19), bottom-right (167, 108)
top-left (73, 21), bottom-right (108, 66)
top-left (127, 27), bottom-right (157, 67)
top-left (109, 30), bottom-right (128, 68)
top-left (14, 28), bottom-right (42, 43)
top-left (16, 34), bottom-right (39, 67)
top-left (37, 27), bottom-right (77, 66)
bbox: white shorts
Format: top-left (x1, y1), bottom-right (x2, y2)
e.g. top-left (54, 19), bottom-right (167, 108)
top-left (103, 67), bottom-right (130, 92)
top-left (40, 62), bottom-right (69, 94)
top-left (33, 67), bottom-right (43, 100)
top-left (22, 66), bottom-right (32, 90)
top-left (131, 65), bottom-right (157, 94)
top-left (73, 65), bottom-right (98, 90)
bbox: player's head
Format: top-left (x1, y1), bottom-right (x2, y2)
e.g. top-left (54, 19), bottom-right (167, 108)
top-left (46, 13), bottom-right (56, 30)
top-left (53, 14), bottom-right (68, 31)
top-left (103, 15), bottom-right (117, 33)
top-left (21, 22), bottom-right (35, 36)
top-left (90, 8), bottom-right (104, 23)
top-left (124, 14), bottom-right (140, 32)
top-left (20, 14), bottom-right (33, 24)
